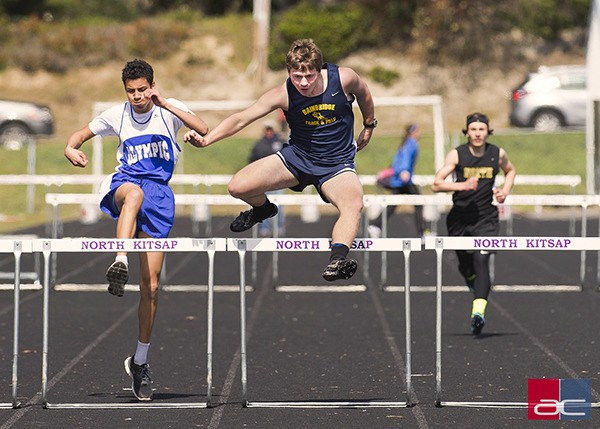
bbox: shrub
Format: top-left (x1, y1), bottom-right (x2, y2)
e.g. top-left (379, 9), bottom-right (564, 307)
top-left (368, 66), bottom-right (400, 87)
top-left (269, 0), bottom-right (376, 70)
top-left (1, 15), bottom-right (194, 72)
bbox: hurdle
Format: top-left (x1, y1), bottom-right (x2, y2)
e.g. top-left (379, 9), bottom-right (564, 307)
top-left (365, 194), bottom-right (599, 290)
top-left (32, 237), bottom-right (225, 409)
top-left (0, 239), bottom-right (32, 409)
top-left (228, 237), bottom-right (420, 408)
top-left (427, 236), bottom-right (600, 408)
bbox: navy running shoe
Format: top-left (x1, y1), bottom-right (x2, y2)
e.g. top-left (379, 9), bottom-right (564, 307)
top-left (230, 203), bottom-right (278, 233)
top-left (322, 258), bottom-right (358, 281)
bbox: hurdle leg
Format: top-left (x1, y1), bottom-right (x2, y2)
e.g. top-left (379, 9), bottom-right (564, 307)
top-left (362, 214), bottom-right (370, 282)
top-left (206, 248), bottom-right (215, 405)
top-left (8, 243), bottom-right (23, 408)
top-left (434, 240), bottom-right (443, 407)
top-left (580, 204), bottom-right (587, 288)
top-left (381, 204), bottom-right (388, 287)
top-left (402, 240), bottom-right (412, 406)
top-left (236, 241), bottom-right (249, 403)
top-left (272, 213), bottom-right (279, 285)
top-left (41, 244), bottom-right (51, 408)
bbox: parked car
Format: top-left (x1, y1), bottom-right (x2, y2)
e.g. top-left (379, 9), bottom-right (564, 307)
top-left (0, 99), bottom-right (54, 150)
top-left (509, 65), bottom-right (586, 131)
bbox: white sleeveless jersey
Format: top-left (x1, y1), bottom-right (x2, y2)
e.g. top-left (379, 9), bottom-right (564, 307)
top-left (89, 99), bottom-right (191, 182)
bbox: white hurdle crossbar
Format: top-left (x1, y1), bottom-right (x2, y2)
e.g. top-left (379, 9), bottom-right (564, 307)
top-left (365, 194), bottom-right (598, 288)
top-left (426, 236), bottom-right (600, 408)
top-left (0, 239), bottom-right (33, 409)
top-left (227, 237), bottom-right (420, 408)
top-left (32, 237), bottom-right (225, 409)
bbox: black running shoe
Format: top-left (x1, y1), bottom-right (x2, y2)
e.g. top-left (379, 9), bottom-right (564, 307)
top-left (124, 355), bottom-right (153, 401)
top-left (322, 258), bottom-right (358, 281)
top-left (471, 313), bottom-right (485, 335)
top-left (230, 203), bottom-right (278, 232)
top-left (106, 261), bottom-right (128, 297)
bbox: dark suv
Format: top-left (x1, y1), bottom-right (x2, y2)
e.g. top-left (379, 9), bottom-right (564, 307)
top-left (0, 99), bottom-right (54, 150)
top-left (509, 65), bottom-right (586, 131)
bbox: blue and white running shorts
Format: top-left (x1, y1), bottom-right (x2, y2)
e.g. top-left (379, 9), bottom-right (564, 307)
top-left (100, 173), bottom-right (175, 238)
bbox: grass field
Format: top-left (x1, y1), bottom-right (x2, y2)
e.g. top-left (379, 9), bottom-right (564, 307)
top-left (0, 130), bottom-right (587, 234)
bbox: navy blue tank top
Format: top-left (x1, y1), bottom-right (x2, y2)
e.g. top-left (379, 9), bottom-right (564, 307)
top-left (284, 63), bottom-right (356, 164)
top-left (452, 142), bottom-right (500, 214)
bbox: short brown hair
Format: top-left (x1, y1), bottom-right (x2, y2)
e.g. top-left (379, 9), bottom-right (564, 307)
top-left (285, 39), bottom-right (323, 72)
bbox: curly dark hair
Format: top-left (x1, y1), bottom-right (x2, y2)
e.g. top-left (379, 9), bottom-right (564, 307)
top-left (121, 59), bottom-right (154, 86)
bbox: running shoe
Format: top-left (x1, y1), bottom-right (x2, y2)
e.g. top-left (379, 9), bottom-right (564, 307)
top-left (471, 312), bottom-right (485, 335)
top-left (230, 203), bottom-right (278, 233)
top-left (322, 258), bottom-right (358, 281)
top-left (106, 261), bottom-right (128, 297)
top-left (124, 355), bottom-right (153, 401)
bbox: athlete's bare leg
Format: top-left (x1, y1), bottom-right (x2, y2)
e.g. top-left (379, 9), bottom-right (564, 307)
top-left (228, 155), bottom-right (298, 206)
top-left (320, 171), bottom-right (364, 247)
top-left (137, 231), bottom-right (163, 344)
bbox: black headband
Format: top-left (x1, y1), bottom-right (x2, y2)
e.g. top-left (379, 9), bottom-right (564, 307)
top-left (462, 112), bottom-right (493, 135)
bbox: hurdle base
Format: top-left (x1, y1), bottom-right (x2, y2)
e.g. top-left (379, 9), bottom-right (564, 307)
top-left (384, 285), bottom-right (583, 293)
top-left (244, 400), bottom-right (408, 409)
top-left (440, 401), bottom-right (600, 409)
top-left (0, 401), bottom-right (20, 409)
top-left (440, 401), bottom-right (528, 408)
top-left (43, 401), bottom-right (209, 409)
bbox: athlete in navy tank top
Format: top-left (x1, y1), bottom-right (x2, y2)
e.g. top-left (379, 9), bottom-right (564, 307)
top-left (284, 63), bottom-right (356, 164)
top-left (432, 112), bottom-right (516, 336)
top-left (185, 39), bottom-right (376, 282)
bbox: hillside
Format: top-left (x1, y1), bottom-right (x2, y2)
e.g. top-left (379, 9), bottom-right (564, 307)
top-left (0, 33), bottom-right (586, 141)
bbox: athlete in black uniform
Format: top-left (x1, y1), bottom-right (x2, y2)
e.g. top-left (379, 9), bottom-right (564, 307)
top-left (432, 113), bottom-right (516, 335)
top-left (185, 39), bottom-right (376, 281)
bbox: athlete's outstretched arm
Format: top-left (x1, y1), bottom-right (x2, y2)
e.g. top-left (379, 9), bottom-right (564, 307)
top-left (184, 84), bottom-right (287, 148)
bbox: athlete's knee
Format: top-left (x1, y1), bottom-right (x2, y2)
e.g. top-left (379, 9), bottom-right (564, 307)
top-left (124, 186), bottom-right (144, 209)
top-left (228, 176), bottom-right (250, 199)
top-left (342, 195), bottom-right (364, 215)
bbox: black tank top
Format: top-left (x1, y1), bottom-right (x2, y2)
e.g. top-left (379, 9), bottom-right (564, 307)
top-left (452, 142), bottom-right (500, 214)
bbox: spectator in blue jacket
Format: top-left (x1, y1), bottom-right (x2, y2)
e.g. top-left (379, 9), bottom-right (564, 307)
top-left (369, 123), bottom-right (425, 238)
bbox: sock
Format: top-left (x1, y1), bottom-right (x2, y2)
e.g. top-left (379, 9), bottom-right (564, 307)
top-left (471, 298), bottom-right (488, 317)
top-left (329, 243), bottom-right (349, 262)
top-left (115, 254), bottom-right (128, 267)
top-left (252, 197), bottom-right (274, 220)
top-left (134, 341), bottom-right (150, 365)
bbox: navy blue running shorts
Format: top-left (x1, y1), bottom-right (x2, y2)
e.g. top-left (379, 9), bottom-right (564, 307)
top-left (276, 145), bottom-right (356, 202)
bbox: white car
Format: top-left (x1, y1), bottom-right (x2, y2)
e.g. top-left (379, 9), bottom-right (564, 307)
top-left (0, 99), bottom-right (54, 149)
top-left (509, 65), bottom-right (586, 131)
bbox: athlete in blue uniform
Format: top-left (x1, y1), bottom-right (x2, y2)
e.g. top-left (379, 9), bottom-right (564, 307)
top-left (185, 39), bottom-right (376, 281)
top-left (64, 59), bottom-right (208, 400)
top-left (432, 113), bottom-right (516, 335)
top-left (369, 123), bottom-right (425, 239)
